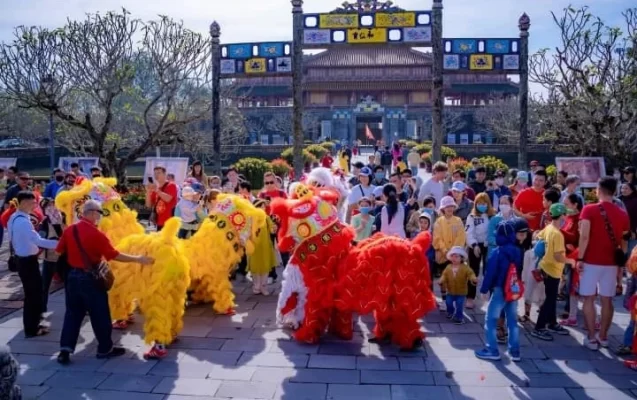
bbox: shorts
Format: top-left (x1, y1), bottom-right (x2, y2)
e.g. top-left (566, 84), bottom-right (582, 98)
top-left (579, 263), bottom-right (618, 297)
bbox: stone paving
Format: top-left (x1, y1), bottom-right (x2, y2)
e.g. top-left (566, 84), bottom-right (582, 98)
top-left (1, 268), bottom-right (637, 400)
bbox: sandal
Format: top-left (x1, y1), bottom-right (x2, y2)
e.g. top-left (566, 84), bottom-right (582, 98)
top-left (25, 326), bottom-right (50, 338)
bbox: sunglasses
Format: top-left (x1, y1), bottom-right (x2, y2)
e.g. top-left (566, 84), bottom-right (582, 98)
top-left (265, 181), bottom-right (275, 185)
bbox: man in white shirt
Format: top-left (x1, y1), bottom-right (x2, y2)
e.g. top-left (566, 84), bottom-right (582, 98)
top-left (8, 191), bottom-right (58, 338)
top-left (418, 161), bottom-right (448, 208)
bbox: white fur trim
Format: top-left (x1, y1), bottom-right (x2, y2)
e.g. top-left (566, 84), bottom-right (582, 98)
top-left (276, 262), bottom-right (307, 329)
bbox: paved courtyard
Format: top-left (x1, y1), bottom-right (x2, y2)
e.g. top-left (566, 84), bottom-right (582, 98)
top-left (1, 267), bottom-right (637, 400)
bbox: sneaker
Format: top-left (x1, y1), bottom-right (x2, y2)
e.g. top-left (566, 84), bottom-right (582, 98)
top-left (547, 324), bottom-right (570, 336)
top-left (112, 320), bottom-right (128, 330)
top-left (446, 313), bottom-right (453, 320)
top-left (531, 329), bottom-right (554, 341)
top-left (509, 350), bottom-right (521, 362)
top-left (475, 348), bottom-right (501, 361)
top-left (452, 317), bottom-right (465, 325)
top-left (585, 338), bottom-right (600, 351)
top-left (96, 346), bottom-right (126, 359)
top-left (438, 302), bottom-right (447, 312)
top-left (616, 345), bottom-right (632, 356)
top-left (559, 318), bottom-right (578, 327)
top-left (597, 335), bottom-right (609, 348)
top-left (57, 350), bottom-right (70, 365)
top-left (143, 344), bottom-right (168, 360)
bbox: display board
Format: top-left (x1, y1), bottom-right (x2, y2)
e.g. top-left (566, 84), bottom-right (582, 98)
top-left (442, 38), bottom-right (521, 72)
top-left (220, 41), bottom-right (293, 77)
top-left (58, 157), bottom-right (99, 174)
top-left (555, 157), bottom-right (607, 188)
top-left (302, 11), bottom-right (432, 47)
top-left (143, 157), bottom-right (189, 185)
top-left (0, 158), bottom-right (17, 172)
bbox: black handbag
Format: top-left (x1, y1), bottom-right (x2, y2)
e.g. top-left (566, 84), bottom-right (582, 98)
top-left (598, 204), bottom-right (627, 267)
top-left (7, 215), bottom-right (28, 273)
top-left (72, 225), bottom-right (115, 291)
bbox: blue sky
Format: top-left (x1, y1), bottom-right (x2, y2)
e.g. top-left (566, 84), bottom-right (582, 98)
top-left (0, 0), bottom-right (633, 52)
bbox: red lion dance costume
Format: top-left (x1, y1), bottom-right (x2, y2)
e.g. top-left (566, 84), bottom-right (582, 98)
top-left (273, 183), bottom-right (437, 350)
top-left (273, 183), bottom-right (355, 344)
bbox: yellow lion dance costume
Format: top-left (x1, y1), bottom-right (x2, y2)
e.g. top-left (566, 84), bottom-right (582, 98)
top-left (55, 177), bottom-right (190, 359)
top-left (185, 194), bottom-right (266, 315)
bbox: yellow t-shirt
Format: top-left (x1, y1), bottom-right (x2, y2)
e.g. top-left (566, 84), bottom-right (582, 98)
top-left (538, 224), bottom-right (566, 279)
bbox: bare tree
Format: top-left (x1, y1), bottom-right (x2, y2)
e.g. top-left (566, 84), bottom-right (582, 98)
top-left (267, 112), bottom-right (293, 141)
top-left (472, 96), bottom-right (543, 145)
top-left (529, 6), bottom-right (637, 166)
top-left (244, 117), bottom-right (268, 144)
top-left (0, 97), bottom-right (48, 141)
top-left (0, 10), bottom-right (212, 181)
top-left (421, 109), bottom-right (469, 141)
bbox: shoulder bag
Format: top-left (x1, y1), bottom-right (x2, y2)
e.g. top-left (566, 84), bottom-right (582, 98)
top-left (71, 225), bottom-right (115, 291)
top-left (598, 203), bottom-right (627, 267)
top-left (7, 215), bottom-right (28, 273)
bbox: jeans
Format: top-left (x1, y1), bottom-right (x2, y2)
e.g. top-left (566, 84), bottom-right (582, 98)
top-left (535, 274), bottom-right (560, 330)
top-left (42, 260), bottom-right (56, 313)
top-left (467, 243), bottom-right (488, 299)
top-left (624, 319), bottom-right (635, 347)
top-left (17, 256), bottom-right (43, 336)
top-left (60, 268), bottom-right (113, 355)
top-left (445, 295), bottom-right (466, 319)
top-left (485, 288), bottom-right (520, 354)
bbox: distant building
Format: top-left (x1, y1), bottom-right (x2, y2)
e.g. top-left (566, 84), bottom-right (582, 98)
top-left (234, 47), bottom-right (519, 146)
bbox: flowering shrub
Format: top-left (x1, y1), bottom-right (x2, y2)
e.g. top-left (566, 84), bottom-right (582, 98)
top-left (306, 144), bottom-right (329, 159)
top-left (270, 158), bottom-right (292, 178)
top-left (448, 157), bottom-right (470, 172)
top-left (119, 184), bottom-right (146, 206)
top-left (280, 148), bottom-right (317, 165)
top-left (234, 157), bottom-right (273, 189)
top-left (466, 156), bottom-right (509, 179)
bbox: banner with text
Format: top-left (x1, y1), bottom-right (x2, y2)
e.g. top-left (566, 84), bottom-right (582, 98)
top-left (143, 157), bottom-right (190, 185)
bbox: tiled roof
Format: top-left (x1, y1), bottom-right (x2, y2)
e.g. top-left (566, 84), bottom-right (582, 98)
top-left (305, 47), bottom-right (431, 67)
top-left (304, 81), bottom-right (431, 91)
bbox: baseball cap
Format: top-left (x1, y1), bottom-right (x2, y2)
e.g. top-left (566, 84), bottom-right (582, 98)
top-left (549, 203), bottom-right (567, 218)
top-left (451, 181), bottom-right (466, 192)
top-left (516, 171), bottom-right (529, 181)
top-left (190, 182), bottom-right (205, 193)
top-left (360, 167), bottom-right (372, 177)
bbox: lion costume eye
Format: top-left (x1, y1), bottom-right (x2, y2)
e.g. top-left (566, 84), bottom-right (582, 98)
top-left (217, 220), bottom-right (226, 229)
top-left (113, 203), bottom-right (121, 212)
top-left (102, 209), bottom-right (111, 217)
top-left (226, 232), bottom-right (235, 241)
top-left (209, 214), bottom-right (218, 222)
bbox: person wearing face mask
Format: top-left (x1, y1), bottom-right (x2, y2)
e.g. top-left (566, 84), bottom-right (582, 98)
top-left (406, 196), bottom-right (437, 239)
top-left (487, 195), bottom-right (515, 257)
top-left (352, 197), bottom-right (375, 241)
top-left (487, 170), bottom-right (512, 210)
top-left (465, 193), bottom-right (496, 309)
top-left (39, 198), bottom-right (66, 313)
top-left (371, 165), bottom-right (388, 186)
top-left (44, 169), bottom-right (65, 199)
top-left (90, 166), bottom-right (103, 179)
top-left (56, 172), bottom-right (77, 196)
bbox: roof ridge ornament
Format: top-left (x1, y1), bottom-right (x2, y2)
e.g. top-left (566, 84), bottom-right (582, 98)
top-left (330, 0), bottom-right (403, 13)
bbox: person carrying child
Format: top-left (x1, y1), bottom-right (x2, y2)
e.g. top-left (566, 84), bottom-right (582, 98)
top-left (439, 246), bottom-right (477, 324)
top-left (475, 219), bottom-right (526, 362)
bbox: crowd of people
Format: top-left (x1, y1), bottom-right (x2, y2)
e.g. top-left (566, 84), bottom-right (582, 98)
top-left (2, 149), bottom-right (637, 371)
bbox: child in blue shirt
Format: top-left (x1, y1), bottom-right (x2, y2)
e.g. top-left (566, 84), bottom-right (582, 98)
top-left (475, 218), bottom-right (527, 362)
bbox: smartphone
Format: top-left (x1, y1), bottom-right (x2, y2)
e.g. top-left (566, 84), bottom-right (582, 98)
top-left (148, 177), bottom-right (154, 184)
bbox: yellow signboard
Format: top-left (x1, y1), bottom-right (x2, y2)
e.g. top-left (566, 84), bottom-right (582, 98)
top-left (347, 28), bottom-right (387, 44)
top-left (245, 58), bottom-right (266, 74)
top-left (469, 54), bottom-right (493, 70)
top-left (319, 14), bottom-right (359, 29)
top-left (375, 12), bottom-right (416, 28)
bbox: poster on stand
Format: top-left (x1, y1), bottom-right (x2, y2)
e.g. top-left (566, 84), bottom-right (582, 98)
top-left (0, 158), bottom-right (17, 171)
top-left (58, 157), bottom-right (99, 176)
top-left (555, 157), bottom-right (606, 188)
top-left (143, 157), bottom-right (189, 185)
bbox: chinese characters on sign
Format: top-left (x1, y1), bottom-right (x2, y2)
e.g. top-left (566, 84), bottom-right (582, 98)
top-left (442, 38), bottom-right (520, 72)
top-left (220, 41), bottom-right (293, 76)
top-left (302, 10), bottom-right (432, 47)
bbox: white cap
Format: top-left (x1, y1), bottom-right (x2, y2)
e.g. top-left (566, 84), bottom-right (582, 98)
top-left (439, 195), bottom-right (457, 211)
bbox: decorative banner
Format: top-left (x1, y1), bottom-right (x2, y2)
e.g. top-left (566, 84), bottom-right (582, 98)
top-left (555, 157), bottom-right (606, 188)
top-left (319, 14), bottom-right (359, 29)
top-left (144, 157), bottom-right (189, 186)
top-left (347, 28), bottom-right (387, 43)
top-left (443, 38), bottom-right (521, 72)
top-left (303, 10), bottom-right (432, 47)
top-left (469, 54), bottom-right (493, 70)
top-left (221, 41), bottom-right (292, 76)
top-left (375, 12), bottom-right (416, 27)
top-left (245, 58), bottom-right (266, 74)
top-left (58, 157), bottom-right (98, 175)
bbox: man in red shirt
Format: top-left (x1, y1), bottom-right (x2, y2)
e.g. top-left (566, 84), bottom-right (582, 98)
top-left (513, 170), bottom-right (547, 231)
top-left (577, 177), bottom-right (630, 351)
top-left (258, 172), bottom-right (287, 214)
top-left (145, 166), bottom-right (178, 231)
top-left (320, 152), bottom-right (334, 169)
top-left (56, 200), bottom-right (153, 365)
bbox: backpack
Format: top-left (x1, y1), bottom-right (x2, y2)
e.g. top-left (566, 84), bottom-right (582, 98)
top-left (504, 263), bottom-right (525, 302)
top-left (533, 239), bottom-right (546, 267)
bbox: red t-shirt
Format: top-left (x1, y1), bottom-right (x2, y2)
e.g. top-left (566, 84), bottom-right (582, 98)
top-left (580, 202), bottom-right (630, 266)
top-left (321, 155), bottom-right (334, 169)
top-left (259, 189), bottom-right (287, 215)
top-left (56, 219), bottom-right (120, 269)
top-left (513, 187), bottom-right (545, 231)
top-left (149, 182), bottom-right (178, 227)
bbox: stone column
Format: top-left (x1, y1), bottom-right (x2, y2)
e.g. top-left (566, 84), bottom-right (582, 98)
top-left (518, 13), bottom-right (530, 170)
top-left (431, 0), bottom-right (444, 162)
top-left (291, 0), bottom-right (304, 177)
top-left (209, 21), bottom-right (222, 176)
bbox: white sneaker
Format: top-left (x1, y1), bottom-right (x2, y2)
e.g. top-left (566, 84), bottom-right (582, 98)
top-left (438, 302), bottom-right (447, 312)
top-left (597, 335), bottom-right (609, 348)
top-left (585, 338), bottom-right (600, 351)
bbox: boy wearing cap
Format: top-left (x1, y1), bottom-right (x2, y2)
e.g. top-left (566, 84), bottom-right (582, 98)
top-left (531, 203), bottom-right (574, 341)
top-left (439, 246), bottom-right (477, 324)
top-left (175, 184), bottom-right (206, 239)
